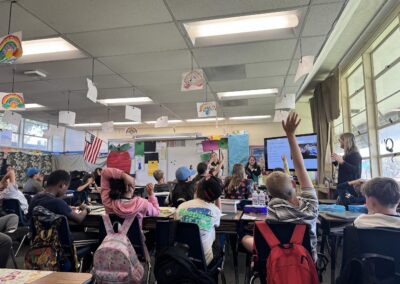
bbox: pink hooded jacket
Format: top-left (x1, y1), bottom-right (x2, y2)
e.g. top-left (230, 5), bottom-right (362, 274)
top-left (101, 168), bottom-right (160, 219)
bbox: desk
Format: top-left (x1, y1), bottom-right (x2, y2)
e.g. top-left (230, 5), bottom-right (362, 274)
top-left (318, 212), bottom-right (361, 284)
top-left (0, 269), bottom-right (92, 284)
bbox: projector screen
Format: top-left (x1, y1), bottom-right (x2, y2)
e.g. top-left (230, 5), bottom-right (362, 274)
top-left (264, 133), bottom-right (318, 171)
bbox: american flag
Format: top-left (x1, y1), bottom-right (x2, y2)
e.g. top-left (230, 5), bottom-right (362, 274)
top-left (83, 133), bottom-right (102, 164)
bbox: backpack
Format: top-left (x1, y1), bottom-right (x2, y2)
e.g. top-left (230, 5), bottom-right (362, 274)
top-left (25, 206), bottom-right (74, 271)
top-left (92, 214), bottom-right (144, 284)
top-left (256, 222), bottom-right (319, 284)
top-left (154, 242), bottom-right (215, 284)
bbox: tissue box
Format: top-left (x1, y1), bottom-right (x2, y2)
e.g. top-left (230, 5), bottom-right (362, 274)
top-left (243, 205), bottom-right (267, 214)
top-left (221, 199), bottom-right (240, 213)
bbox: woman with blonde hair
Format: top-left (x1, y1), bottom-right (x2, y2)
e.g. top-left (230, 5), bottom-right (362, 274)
top-left (332, 132), bottom-right (362, 184)
top-left (224, 163), bottom-right (253, 199)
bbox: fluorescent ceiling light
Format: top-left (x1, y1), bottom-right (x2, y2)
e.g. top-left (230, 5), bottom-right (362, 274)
top-left (97, 97), bottom-right (153, 105)
top-left (73, 123), bottom-right (102, 127)
top-left (22, 37), bottom-right (78, 56)
top-left (229, 115), bottom-right (271, 120)
top-left (25, 103), bottom-right (44, 109)
top-left (145, 120), bottom-right (183, 124)
top-left (184, 11), bottom-right (298, 44)
top-left (113, 121), bottom-right (142, 126)
top-left (186, 118), bottom-right (225, 123)
top-left (217, 88), bottom-right (278, 100)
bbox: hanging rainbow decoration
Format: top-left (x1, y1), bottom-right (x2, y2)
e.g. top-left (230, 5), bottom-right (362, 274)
top-left (0, 92), bottom-right (25, 110)
top-left (181, 69), bottom-right (204, 91)
top-left (196, 101), bottom-right (217, 118)
top-left (0, 32), bottom-right (23, 64)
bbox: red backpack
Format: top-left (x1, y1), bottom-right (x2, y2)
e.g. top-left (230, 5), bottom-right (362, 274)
top-left (255, 221), bottom-right (319, 284)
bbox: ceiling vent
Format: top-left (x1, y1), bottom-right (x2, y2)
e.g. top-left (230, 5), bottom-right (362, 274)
top-left (23, 70), bottom-right (47, 78)
top-left (203, 64), bottom-right (246, 81)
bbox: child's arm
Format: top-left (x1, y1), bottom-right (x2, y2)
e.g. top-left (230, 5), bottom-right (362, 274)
top-left (281, 154), bottom-right (290, 176)
top-left (145, 183), bottom-right (160, 216)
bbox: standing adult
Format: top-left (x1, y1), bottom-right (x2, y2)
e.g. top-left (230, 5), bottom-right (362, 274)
top-left (332, 133), bottom-right (362, 184)
top-left (245, 155), bottom-right (261, 183)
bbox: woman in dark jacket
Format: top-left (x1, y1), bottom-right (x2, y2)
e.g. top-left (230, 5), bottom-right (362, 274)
top-left (332, 132), bottom-right (362, 184)
top-left (245, 155), bottom-right (261, 183)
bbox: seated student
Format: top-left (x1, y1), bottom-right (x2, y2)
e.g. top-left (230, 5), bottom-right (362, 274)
top-left (28, 170), bottom-right (89, 224)
top-left (101, 167), bottom-right (160, 219)
top-left (93, 168), bottom-right (102, 187)
top-left (192, 162), bottom-right (208, 184)
top-left (175, 176), bottom-right (222, 265)
top-left (0, 170), bottom-right (29, 214)
top-left (153, 170), bottom-right (170, 192)
top-left (241, 113), bottom-right (319, 260)
top-left (0, 214), bottom-right (19, 268)
top-left (23, 167), bottom-right (44, 195)
top-left (337, 179), bottom-right (366, 207)
top-left (224, 164), bottom-right (253, 199)
top-left (167, 166), bottom-right (196, 208)
top-left (354, 177), bottom-right (400, 228)
top-left (74, 174), bottom-right (99, 204)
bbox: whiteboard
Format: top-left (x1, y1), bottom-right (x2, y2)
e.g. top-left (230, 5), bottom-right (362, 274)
top-left (167, 140), bottom-right (202, 181)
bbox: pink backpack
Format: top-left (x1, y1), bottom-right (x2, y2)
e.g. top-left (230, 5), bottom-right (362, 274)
top-left (93, 215), bottom-right (144, 284)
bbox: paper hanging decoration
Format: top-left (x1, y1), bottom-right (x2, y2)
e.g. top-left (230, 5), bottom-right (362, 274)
top-left (196, 101), bottom-right (217, 118)
top-left (86, 78), bottom-right (98, 103)
top-left (294, 56), bottom-right (314, 82)
top-left (202, 140), bottom-right (219, 152)
top-left (181, 69), bottom-right (204, 91)
top-left (2, 110), bottom-right (21, 127)
top-left (58, 111), bottom-right (76, 126)
top-left (275, 93), bottom-right (295, 110)
top-left (0, 92), bottom-right (25, 110)
top-left (107, 143), bottom-right (132, 173)
top-left (101, 121), bottom-right (114, 133)
top-left (273, 110), bottom-right (290, 122)
top-left (125, 126), bottom-right (137, 137)
top-left (155, 116), bottom-right (168, 128)
top-left (125, 105), bottom-right (141, 122)
top-left (0, 31), bottom-right (23, 64)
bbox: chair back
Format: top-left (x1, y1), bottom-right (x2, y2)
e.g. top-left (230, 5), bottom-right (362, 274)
top-left (2, 198), bottom-right (27, 226)
top-left (99, 214), bottom-right (146, 259)
top-left (341, 226), bottom-right (400, 274)
top-left (23, 194), bottom-right (32, 205)
top-left (253, 221), bottom-right (312, 284)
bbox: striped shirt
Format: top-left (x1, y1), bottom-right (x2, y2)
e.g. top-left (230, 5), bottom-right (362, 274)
top-left (266, 187), bottom-right (319, 260)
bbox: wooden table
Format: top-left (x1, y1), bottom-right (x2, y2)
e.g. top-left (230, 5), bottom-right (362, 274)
top-left (0, 269), bottom-right (92, 284)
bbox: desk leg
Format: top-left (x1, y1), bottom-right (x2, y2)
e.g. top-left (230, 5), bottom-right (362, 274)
top-left (229, 235), bottom-right (239, 284)
top-left (330, 235), bottom-right (337, 284)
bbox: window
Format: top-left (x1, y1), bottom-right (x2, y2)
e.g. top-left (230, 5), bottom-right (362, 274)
top-left (372, 28), bottom-right (400, 76)
top-left (0, 114), bottom-right (20, 147)
top-left (23, 119), bottom-right (49, 150)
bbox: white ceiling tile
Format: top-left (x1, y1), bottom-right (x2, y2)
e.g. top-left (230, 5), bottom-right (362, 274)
top-left (99, 50), bottom-right (191, 73)
top-left (194, 39), bottom-right (297, 67)
top-left (293, 36), bottom-right (327, 58)
top-left (302, 2), bottom-right (344, 37)
top-left (122, 69), bottom-right (186, 86)
top-left (209, 76), bottom-right (284, 92)
top-left (246, 60), bottom-right (291, 78)
top-left (18, 0), bottom-right (172, 33)
top-left (0, 3), bottom-right (57, 40)
top-left (67, 23), bottom-right (187, 57)
top-left (46, 74), bottom-right (131, 91)
top-left (165, 0), bottom-right (309, 20)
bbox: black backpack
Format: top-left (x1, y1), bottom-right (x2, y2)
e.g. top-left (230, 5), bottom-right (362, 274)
top-left (154, 243), bottom-right (215, 284)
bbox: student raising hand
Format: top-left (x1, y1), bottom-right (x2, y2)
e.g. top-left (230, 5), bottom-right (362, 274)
top-left (282, 112), bottom-right (301, 135)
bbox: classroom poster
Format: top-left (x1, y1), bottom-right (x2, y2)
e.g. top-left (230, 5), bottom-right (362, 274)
top-left (218, 138), bottom-right (228, 149)
top-left (0, 92), bottom-right (25, 110)
top-left (250, 145), bottom-right (265, 169)
top-left (196, 101), bottom-right (217, 117)
top-left (135, 156), bottom-right (144, 171)
top-left (148, 160), bottom-right (158, 176)
top-left (228, 134), bottom-right (249, 175)
top-left (181, 69), bottom-right (204, 91)
top-left (135, 141), bottom-right (144, 156)
top-left (202, 140), bottom-right (219, 151)
top-left (0, 31), bottom-right (23, 64)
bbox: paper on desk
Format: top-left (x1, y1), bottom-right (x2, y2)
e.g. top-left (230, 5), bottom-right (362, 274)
top-left (241, 214), bottom-right (257, 220)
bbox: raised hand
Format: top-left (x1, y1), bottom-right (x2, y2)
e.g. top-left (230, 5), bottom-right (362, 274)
top-left (282, 112), bottom-right (301, 136)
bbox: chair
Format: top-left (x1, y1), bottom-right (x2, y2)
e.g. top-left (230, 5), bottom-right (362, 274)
top-left (156, 220), bottom-right (226, 284)
top-left (23, 194), bottom-right (32, 205)
top-left (249, 221), bottom-right (313, 284)
top-left (2, 199), bottom-right (30, 256)
top-left (31, 215), bottom-right (98, 272)
top-left (338, 226), bottom-right (400, 282)
top-left (98, 214), bottom-right (151, 284)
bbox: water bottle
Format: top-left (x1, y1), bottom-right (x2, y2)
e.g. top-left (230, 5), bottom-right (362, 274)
top-left (252, 191), bottom-right (259, 206)
top-left (258, 190), bottom-right (266, 206)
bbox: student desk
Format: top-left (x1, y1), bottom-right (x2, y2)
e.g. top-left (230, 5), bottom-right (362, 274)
top-left (0, 269), bottom-right (92, 284)
top-left (318, 212), bottom-right (362, 284)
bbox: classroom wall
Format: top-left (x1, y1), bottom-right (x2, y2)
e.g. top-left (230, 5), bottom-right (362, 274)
top-left (95, 102), bottom-right (313, 145)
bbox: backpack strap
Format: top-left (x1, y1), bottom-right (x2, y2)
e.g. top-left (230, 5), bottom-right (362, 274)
top-left (256, 221), bottom-right (280, 248)
top-left (289, 224), bottom-right (306, 245)
top-left (119, 214), bottom-right (136, 235)
top-left (102, 214), bottom-right (115, 235)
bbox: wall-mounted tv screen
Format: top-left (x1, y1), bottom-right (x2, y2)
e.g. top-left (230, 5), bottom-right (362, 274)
top-left (264, 133), bottom-right (318, 171)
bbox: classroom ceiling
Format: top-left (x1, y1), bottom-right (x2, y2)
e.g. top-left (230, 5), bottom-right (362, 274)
top-left (0, 0), bottom-right (349, 127)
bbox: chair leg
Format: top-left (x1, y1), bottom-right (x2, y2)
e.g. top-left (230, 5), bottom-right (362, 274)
top-left (249, 274), bottom-right (257, 284)
top-left (219, 268), bottom-right (227, 284)
top-left (79, 256), bottom-right (85, 273)
top-left (146, 262), bottom-right (151, 284)
top-left (15, 233), bottom-right (28, 257)
top-left (10, 247), bottom-right (18, 269)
